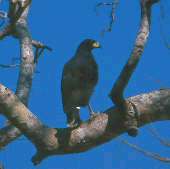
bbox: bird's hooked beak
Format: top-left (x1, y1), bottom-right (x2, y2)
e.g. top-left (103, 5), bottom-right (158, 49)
top-left (92, 41), bottom-right (101, 48)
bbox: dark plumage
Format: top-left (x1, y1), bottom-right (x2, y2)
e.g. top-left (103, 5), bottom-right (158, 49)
top-left (61, 39), bottom-right (100, 128)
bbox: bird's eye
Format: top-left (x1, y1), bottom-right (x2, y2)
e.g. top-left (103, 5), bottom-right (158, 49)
top-left (92, 42), bottom-right (100, 48)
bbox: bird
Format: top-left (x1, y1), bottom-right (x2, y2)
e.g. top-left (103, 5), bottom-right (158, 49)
top-left (61, 39), bottom-right (101, 128)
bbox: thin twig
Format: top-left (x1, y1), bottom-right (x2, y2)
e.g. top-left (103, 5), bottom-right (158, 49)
top-left (32, 40), bottom-right (52, 64)
top-left (0, 10), bottom-right (8, 28)
top-left (95, 0), bottom-right (119, 35)
top-left (0, 63), bottom-right (19, 68)
top-left (121, 139), bottom-right (170, 163)
top-left (32, 40), bottom-right (52, 51)
top-left (34, 48), bottom-right (45, 64)
top-left (149, 126), bottom-right (170, 147)
top-left (0, 11), bottom-right (7, 19)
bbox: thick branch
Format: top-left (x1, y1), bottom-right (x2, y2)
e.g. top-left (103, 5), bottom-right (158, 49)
top-left (0, 1), bottom-right (53, 148)
top-left (15, 14), bottom-right (35, 105)
top-left (109, 0), bottom-right (159, 105)
top-left (0, 84), bottom-right (169, 165)
top-left (0, 0), bottom-right (37, 148)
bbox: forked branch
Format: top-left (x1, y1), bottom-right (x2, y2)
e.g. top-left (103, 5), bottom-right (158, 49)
top-left (108, 0), bottom-right (160, 136)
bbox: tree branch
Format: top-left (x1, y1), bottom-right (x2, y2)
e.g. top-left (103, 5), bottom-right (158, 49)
top-left (32, 40), bottom-right (52, 51)
top-left (109, 0), bottom-right (159, 105)
top-left (149, 127), bottom-right (170, 147)
top-left (122, 140), bottom-right (170, 163)
top-left (14, 6), bottom-right (35, 105)
top-left (0, 0), bottom-right (42, 148)
top-left (0, 63), bottom-right (19, 68)
top-left (0, 125), bottom-right (21, 149)
top-left (0, 0), bottom-right (53, 148)
top-left (0, 83), bottom-right (170, 165)
top-left (32, 40), bottom-right (52, 64)
top-left (96, 0), bottom-right (119, 35)
top-left (108, 0), bottom-right (160, 136)
top-left (0, 0), bottom-right (32, 40)
top-left (8, 0), bottom-right (32, 24)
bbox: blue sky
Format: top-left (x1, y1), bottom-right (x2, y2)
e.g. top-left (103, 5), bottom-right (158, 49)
top-left (1, 0), bottom-right (170, 169)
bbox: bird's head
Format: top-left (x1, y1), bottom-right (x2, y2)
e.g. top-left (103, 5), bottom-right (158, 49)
top-left (79, 39), bottom-right (101, 51)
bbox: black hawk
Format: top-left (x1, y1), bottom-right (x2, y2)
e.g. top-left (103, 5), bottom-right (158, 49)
top-left (61, 39), bottom-right (100, 128)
